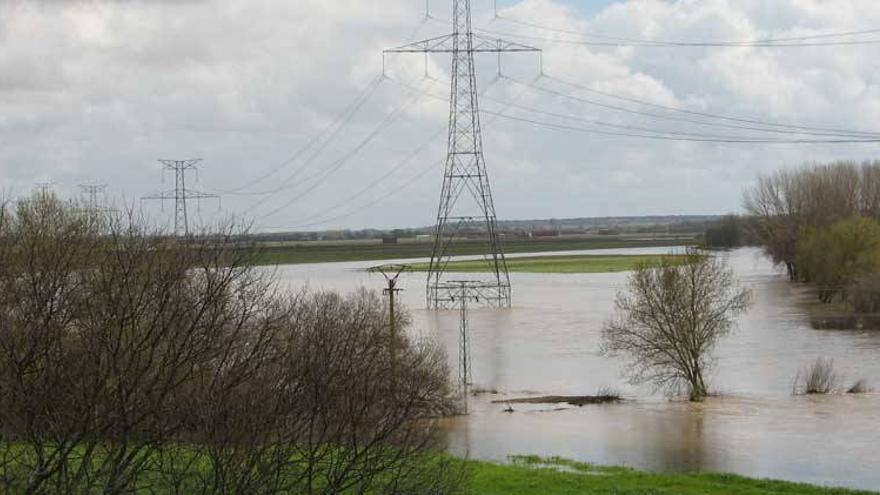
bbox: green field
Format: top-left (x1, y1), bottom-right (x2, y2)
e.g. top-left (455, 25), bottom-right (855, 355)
top-left (408, 254), bottom-right (684, 274)
top-left (245, 235), bottom-right (697, 266)
top-left (469, 456), bottom-right (872, 495)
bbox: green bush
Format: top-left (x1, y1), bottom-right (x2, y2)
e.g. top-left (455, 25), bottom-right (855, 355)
top-left (796, 217), bottom-right (880, 302)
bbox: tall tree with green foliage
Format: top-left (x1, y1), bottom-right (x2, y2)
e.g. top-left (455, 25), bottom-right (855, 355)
top-left (744, 161), bottom-right (880, 280)
top-left (796, 217), bottom-right (880, 303)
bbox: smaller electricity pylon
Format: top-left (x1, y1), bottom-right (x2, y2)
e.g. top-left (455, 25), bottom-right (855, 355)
top-left (369, 264), bottom-right (412, 397)
top-left (369, 264), bottom-right (412, 361)
top-left (142, 159), bottom-right (218, 237)
top-left (438, 280), bottom-right (486, 414)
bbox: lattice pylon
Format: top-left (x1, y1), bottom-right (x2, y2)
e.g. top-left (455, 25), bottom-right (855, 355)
top-left (385, 0), bottom-right (540, 309)
top-left (142, 159), bottom-right (219, 237)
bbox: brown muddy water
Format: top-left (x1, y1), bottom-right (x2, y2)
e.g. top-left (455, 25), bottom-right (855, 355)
top-left (275, 247), bottom-right (880, 491)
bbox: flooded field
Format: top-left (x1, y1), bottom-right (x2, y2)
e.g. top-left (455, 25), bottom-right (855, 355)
top-left (275, 247), bottom-right (880, 491)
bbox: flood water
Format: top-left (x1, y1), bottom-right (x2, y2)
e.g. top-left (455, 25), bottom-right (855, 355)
top-left (274, 247), bottom-right (880, 491)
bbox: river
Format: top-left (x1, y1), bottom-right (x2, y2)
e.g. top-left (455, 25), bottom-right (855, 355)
top-left (274, 247), bottom-right (880, 491)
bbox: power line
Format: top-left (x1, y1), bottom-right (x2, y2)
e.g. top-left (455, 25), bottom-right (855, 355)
top-left (272, 76), bottom-right (518, 230)
top-left (496, 15), bottom-right (880, 47)
top-left (218, 75), bottom-right (385, 196)
top-left (276, 131), bottom-right (444, 227)
top-left (536, 74), bottom-right (880, 138)
top-left (392, 76), bottom-right (880, 143)
top-left (250, 80), bottom-right (430, 220)
top-left (483, 110), bottom-right (880, 143)
top-left (477, 23), bottom-right (880, 48)
top-left (474, 78), bottom-right (877, 140)
top-left (268, 157), bottom-right (439, 231)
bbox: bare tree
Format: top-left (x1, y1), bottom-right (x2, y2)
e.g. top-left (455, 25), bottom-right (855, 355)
top-left (168, 290), bottom-right (460, 495)
top-left (0, 193), bottom-right (462, 494)
top-left (601, 251), bottom-right (752, 402)
top-left (0, 194), bottom-right (283, 493)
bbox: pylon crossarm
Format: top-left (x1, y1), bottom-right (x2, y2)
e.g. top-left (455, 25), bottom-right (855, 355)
top-left (369, 264), bottom-right (412, 281)
top-left (384, 33), bottom-right (540, 54)
top-left (384, 34), bottom-right (456, 53)
top-left (470, 34), bottom-right (541, 53)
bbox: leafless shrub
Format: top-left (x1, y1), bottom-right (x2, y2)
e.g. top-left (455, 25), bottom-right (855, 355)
top-left (601, 250), bottom-right (752, 402)
top-left (848, 379), bottom-right (872, 394)
top-left (596, 387), bottom-right (621, 400)
top-left (793, 358), bottom-right (838, 395)
top-left (170, 290), bottom-right (458, 494)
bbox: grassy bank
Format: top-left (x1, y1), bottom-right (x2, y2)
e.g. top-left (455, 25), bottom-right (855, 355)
top-left (244, 235), bottom-right (696, 266)
top-left (0, 450), bottom-right (870, 494)
top-left (408, 254), bottom-right (685, 274)
top-left (469, 456), bottom-right (873, 495)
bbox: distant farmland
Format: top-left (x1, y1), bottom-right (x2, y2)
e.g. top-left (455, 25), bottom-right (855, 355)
top-left (407, 254), bottom-right (687, 274)
top-left (244, 234), bottom-right (698, 266)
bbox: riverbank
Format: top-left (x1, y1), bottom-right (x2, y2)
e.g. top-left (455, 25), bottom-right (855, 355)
top-left (470, 456), bottom-right (874, 494)
top-left (408, 254), bottom-right (685, 274)
top-left (243, 235), bottom-right (696, 266)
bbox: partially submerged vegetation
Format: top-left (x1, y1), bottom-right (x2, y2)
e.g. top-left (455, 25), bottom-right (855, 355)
top-left (745, 161), bottom-right (880, 327)
top-left (791, 358), bottom-right (873, 396)
top-left (602, 251), bottom-right (752, 402)
top-left (848, 379), bottom-right (872, 394)
top-left (408, 254), bottom-right (688, 274)
top-left (793, 358), bottom-right (839, 395)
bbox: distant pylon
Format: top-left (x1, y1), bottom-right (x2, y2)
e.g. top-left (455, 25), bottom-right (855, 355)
top-left (79, 182), bottom-right (108, 212)
top-left (384, 0), bottom-right (540, 309)
top-left (34, 181), bottom-right (54, 199)
top-left (142, 159), bottom-right (219, 237)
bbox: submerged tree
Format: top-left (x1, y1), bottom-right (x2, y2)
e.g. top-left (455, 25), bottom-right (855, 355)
top-left (601, 251), bottom-right (752, 401)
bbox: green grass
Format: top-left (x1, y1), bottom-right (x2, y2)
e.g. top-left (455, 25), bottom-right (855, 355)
top-left (243, 235), bottom-right (698, 266)
top-left (1, 447), bottom-right (871, 494)
top-left (408, 254), bottom-right (685, 274)
top-left (467, 456), bottom-right (873, 495)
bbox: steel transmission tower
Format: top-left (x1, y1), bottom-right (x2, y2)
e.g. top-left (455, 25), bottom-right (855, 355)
top-left (79, 182), bottom-right (108, 212)
top-left (142, 159), bottom-right (218, 237)
top-left (385, 0), bottom-right (540, 309)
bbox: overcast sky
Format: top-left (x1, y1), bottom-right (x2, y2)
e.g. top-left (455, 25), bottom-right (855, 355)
top-left (2, 0), bottom-right (880, 232)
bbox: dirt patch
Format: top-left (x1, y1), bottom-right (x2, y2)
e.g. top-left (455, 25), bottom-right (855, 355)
top-left (492, 395), bottom-right (623, 407)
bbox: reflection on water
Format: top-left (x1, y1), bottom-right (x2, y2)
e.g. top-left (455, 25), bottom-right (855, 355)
top-left (275, 247), bottom-right (880, 491)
